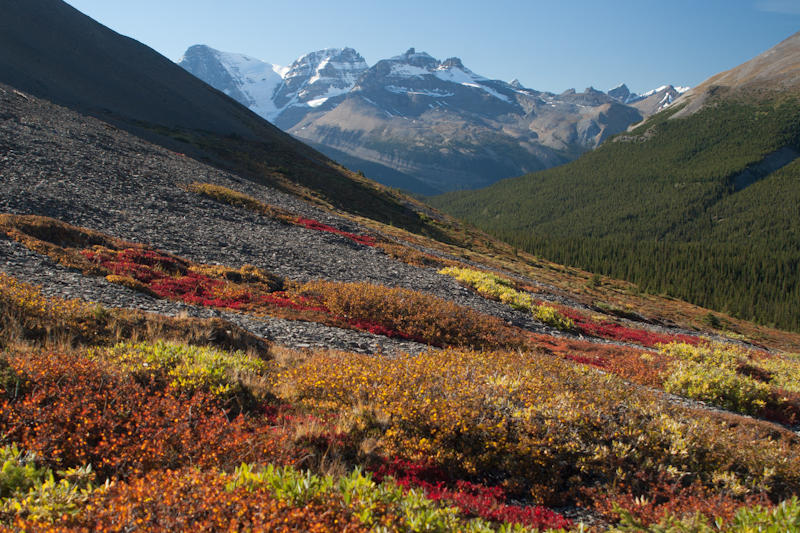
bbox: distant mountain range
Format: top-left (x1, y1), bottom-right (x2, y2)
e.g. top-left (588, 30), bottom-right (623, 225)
top-left (179, 45), bottom-right (688, 193)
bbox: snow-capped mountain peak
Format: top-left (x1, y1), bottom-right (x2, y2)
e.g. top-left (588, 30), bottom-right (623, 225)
top-left (608, 83), bottom-right (634, 103)
top-left (273, 47), bottom-right (368, 111)
top-left (361, 48), bottom-right (515, 105)
top-left (608, 83), bottom-right (691, 112)
top-left (179, 45), bottom-right (370, 120)
top-left (607, 83), bottom-right (691, 114)
top-left (179, 44), bottom-right (285, 118)
top-left (179, 45), bottom-right (690, 192)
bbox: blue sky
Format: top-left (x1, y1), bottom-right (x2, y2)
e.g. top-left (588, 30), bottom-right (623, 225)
top-left (64, 0), bottom-right (798, 94)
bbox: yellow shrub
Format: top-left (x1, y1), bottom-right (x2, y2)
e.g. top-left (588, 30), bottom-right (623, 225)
top-left (186, 182), bottom-right (294, 223)
top-left (664, 362), bottom-right (770, 415)
top-left (0, 272), bottom-right (92, 324)
top-left (659, 342), bottom-right (773, 415)
top-left (276, 347), bottom-right (800, 504)
top-left (105, 274), bottom-right (152, 295)
top-left (92, 340), bottom-right (267, 397)
top-left (439, 267), bottom-right (573, 331)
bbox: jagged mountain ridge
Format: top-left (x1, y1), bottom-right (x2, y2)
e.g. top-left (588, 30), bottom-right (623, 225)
top-left (180, 45), bottom-right (688, 193)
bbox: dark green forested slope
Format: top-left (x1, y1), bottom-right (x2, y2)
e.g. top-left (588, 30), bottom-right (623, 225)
top-left (429, 96), bottom-right (800, 331)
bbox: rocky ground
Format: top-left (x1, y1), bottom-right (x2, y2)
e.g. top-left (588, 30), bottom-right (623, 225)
top-left (1, 84), bottom-right (573, 352)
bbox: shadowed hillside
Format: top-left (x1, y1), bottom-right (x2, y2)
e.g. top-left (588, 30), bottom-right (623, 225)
top-left (0, 0), bottom-right (443, 235)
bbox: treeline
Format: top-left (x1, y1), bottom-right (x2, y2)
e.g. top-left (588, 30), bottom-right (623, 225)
top-left (430, 96), bottom-right (800, 331)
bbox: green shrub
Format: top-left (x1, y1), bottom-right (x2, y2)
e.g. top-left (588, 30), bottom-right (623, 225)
top-left (92, 341), bottom-right (267, 397)
top-left (663, 363), bottom-right (770, 415)
top-left (0, 444), bottom-right (43, 499)
top-left (660, 343), bottom-right (771, 415)
top-left (0, 444), bottom-right (94, 522)
top-left (225, 463), bottom-right (532, 532)
top-left (611, 497), bottom-right (800, 532)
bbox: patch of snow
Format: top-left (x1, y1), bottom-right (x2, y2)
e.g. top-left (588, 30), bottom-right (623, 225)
top-left (301, 85), bottom-right (352, 105)
top-left (433, 66), bottom-right (510, 102)
top-left (385, 86), bottom-right (454, 97)
top-left (307, 97), bottom-right (329, 108)
top-left (434, 65), bottom-right (483, 84)
top-left (675, 85), bottom-right (691, 93)
top-left (389, 63), bottom-right (430, 78)
top-left (307, 58), bottom-right (331, 85)
top-left (283, 48), bottom-right (368, 99)
top-left (214, 49), bottom-right (285, 119)
top-left (390, 49), bottom-right (434, 61)
top-left (639, 85), bottom-right (673, 98)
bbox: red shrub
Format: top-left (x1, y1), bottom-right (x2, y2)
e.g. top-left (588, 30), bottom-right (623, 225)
top-left (558, 306), bottom-right (702, 347)
top-left (296, 217), bottom-right (376, 247)
top-left (347, 319), bottom-right (431, 344)
top-left (585, 472), bottom-right (769, 526)
top-left (371, 459), bottom-right (572, 530)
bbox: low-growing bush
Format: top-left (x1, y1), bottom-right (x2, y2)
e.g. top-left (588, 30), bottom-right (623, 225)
top-left (0, 272), bottom-right (95, 346)
top-left (377, 242), bottom-right (456, 268)
top-left (439, 267), bottom-right (574, 331)
top-left (608, 496), bottom-right (800, 532)
top-left (0, 272), bottom-right (270, 353)
top-left (187, 182), bottom-right (283, 217)
top-left (295, 217), bottom-right (377, 247)
top-left (371, 459), bottom-right (572, 530)
top-left (659, 342), bottom-right (800, 422)
top-left (92, 341), bottom-right (267, 399)
top-left (559, 306), bottom-right (702, 347)
top-left (297, 280), bottom-right (525, 349)
top-left (0, 444), bottom-right (95, 523)
top-left (0, 444), bottom-right (44, 499)
top-left (187, 182), bottom-right (377, 246)
top-left (54, 467), bottom-right (368, 532)
top-left (664, 360), bottom-right (771, 415)
top-left (0, 351), bottom-right (289, 479)
top-left (276, 347), bottom-right (800, 509)
top-left (226, 462), bottom-right (562, 531)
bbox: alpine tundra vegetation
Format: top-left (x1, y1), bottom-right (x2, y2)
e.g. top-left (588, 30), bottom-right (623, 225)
top-left (1, 0), bottom-right (800, 530)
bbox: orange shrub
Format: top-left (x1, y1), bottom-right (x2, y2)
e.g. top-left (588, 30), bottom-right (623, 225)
top-left (297, 280), bottom-right (525, 349)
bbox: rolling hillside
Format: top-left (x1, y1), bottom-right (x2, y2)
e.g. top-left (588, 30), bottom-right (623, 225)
top-left (431, 31), bottom-right (800, 332)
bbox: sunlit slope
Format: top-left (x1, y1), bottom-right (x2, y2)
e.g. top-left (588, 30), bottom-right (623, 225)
top-left (431, 96), bottom-right (800, 330)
